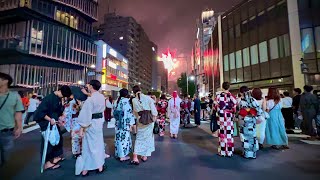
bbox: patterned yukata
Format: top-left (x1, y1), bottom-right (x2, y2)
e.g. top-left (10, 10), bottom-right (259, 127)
top-left (157, 99), bottom-right (168, 136)
top-left (214, 91), bottom-right (237, 157)
top-left (64, 99), bottom-right (82, 155)
top-left (114, 98), bottom-right (135, 158)
top-left (238, 92), bottom-right (263, 159)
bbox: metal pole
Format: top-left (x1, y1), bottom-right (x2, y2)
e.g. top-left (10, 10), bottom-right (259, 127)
top-left (186, 59), bottom-right (189, 96)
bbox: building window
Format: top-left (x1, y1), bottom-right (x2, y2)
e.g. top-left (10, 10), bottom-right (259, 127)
top-left (236, 50), bottom-right (242, 68)
top-left (229, 52), bottom-right (235, 70)
top-left (301, 28), bottom-right (315, 54)
top-left (259, 41), bottom-right (268, 62)
top-left (315, 26), bottom-right (320, 58)
top-left (250, 45), bottom-right (259, 65)
top-left (235, 24), bottom-right (240, 37)
top-left (269, 37), bottom-right (279, 59)
top-left (224, 55), bottom-right (229, 71)
top-left (279, 34), bottom-right (291, 58)
top-left (229, 28), bottom-right (234, 39)
top-left (243, 48), bottom-right (250, 67)
top-left (283, 34), bottom-right (291, 57)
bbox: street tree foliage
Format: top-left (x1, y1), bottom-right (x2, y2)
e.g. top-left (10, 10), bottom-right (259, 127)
top-left (177, 72), bottom-right (196, 97)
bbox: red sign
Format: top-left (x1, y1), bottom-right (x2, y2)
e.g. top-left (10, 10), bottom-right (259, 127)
top-left (102, 59), bottom-right (107, 68)
top-left (110, 74), bottom-right (117, 80)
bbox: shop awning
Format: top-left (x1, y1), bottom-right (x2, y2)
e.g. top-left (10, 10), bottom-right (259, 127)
top-left (101, 84), bottom-right (121, 91)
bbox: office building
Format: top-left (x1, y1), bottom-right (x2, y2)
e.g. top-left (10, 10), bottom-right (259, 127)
top-left (94, 13), bottom-right (157, 91)
top-left (0, 0), bottom-right (98, 95)
top-left (215, 0), bottom-right (319, 93)
top-left (95, 40), bottom-right (128, 99)
top-left (192, 10), bottom-right (217, 96)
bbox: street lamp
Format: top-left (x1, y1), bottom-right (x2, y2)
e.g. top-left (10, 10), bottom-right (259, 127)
top-left (77, 80), bottom-right (84, 85)
top-left (189, 76), bottom-right (195, 81)
top-left (90, 64), bottom-right (96, 69)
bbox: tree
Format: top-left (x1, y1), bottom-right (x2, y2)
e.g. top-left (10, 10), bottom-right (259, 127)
top-left (177, 73), bottom-right (196, 97)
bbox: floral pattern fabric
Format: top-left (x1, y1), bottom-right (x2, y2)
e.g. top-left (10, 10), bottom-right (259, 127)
top-left (114, 98), bottom-right (135, 158)
top-left (64, 99), bottom-right (82, 155)
top-left (157, 99), bottom-right (168, 135)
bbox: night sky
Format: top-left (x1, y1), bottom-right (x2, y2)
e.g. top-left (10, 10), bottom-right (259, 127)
top-left (98, 0), bottom-right (242, 80)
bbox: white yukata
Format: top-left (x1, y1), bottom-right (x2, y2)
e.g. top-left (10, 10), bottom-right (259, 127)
top-left (75, 91), bottom-right (105, 175)
top-left (168, 97), bottom-right (182, 135)
top-left (132, 93), bottom-right (158, 157)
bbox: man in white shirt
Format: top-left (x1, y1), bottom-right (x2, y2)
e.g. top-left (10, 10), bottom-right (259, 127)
top-left (25, 95), bottom-right (39, 125)
top-left (281, 92), bottom-right (293, 129)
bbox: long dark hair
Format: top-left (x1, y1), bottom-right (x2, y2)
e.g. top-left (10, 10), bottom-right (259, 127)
top-left (132, 85), bottom-right (142, 100)
top-left (116, 88), bottom-right (129, 108)
top-left (108, 96), bottom-right (113, 103)
top-left (267, 87), bottom-right (280, 103)
top-left (252, 88), bottom-right (263, 100)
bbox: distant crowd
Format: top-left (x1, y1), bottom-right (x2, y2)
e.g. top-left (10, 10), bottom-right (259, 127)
top-left (0, 71), bottom-right (319, 176)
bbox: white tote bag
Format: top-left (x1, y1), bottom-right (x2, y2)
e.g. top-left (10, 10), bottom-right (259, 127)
top-left (42, 124), bottom-right (60, 146)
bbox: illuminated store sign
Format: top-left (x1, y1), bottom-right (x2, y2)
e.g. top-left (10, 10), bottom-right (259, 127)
top-left (109, 48), bottom-right (117, 57)
top-left (102, 44), bottom-right (107, 58)
top-left (108, 61), bottom-right (117, 69)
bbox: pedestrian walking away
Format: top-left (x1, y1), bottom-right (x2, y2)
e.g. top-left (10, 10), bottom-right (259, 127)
top-left (214, 82), bottom-right (237, 157)
top-left (265, 87), bottom-right (289, 150)
top-left (131, 85), bottom-right (158, 165)
top-left (238, 86), bottom-right (262, 159)
top-left (157, 94), bottom-right (168, 136)
top-left (252, 88), bottom-right (268, 149)
top-left (194, 94), bottom-right (201, 126)
top-left (113, 88), bottom-right (135, 162)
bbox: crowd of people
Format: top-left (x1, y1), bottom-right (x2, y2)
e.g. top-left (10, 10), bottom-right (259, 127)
top-left (1, 70), bottom-right (319, 174)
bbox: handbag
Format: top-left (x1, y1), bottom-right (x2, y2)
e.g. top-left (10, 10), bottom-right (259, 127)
top-left (42, 123), bottom-right (60, 146)
top-left (138, 110), bottom-right (153, 125)
top-left (153, 121), bottom-right (160, 134)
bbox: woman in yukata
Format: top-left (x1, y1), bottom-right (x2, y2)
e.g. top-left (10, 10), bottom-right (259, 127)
top-left (63, 95), bottom-right (82, 158)
top-left (214, 82), bottom-right (237, 157)
top-left (157, 94), bottom-right (168, 136)
top-left (238, 86), bottom-right (262, 159)
top-left (113, 88), bottom-right (135, 162)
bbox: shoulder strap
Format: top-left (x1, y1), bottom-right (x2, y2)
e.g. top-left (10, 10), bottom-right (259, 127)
top-left (0, 92), bottom-right (10, 111)
top-left (269, 102), bottom-right (278, 112)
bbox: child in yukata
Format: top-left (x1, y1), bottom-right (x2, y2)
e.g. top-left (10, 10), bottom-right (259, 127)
top-left (64, 97), bottom-right (82, 158)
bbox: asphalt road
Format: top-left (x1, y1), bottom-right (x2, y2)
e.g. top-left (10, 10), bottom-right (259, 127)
top-left (1, 122), bottom-right (320, 180)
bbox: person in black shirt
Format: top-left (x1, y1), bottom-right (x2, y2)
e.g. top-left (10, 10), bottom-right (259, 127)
top-left (292, 88), bottom-right (302, 129)
top-left (34, 85), bottom-right (72, 170)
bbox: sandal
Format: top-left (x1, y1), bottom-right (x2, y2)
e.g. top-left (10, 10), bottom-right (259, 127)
top-left (44, 163), bottom-right (61, 171)
top-left (141, 157), bottom-right (148, 162)
top-left (118, 157), bottom-right (130, 162)
top-left (130, 160), bottom-right (140, 165)
top-left (54, 157), bottom-right (65, 164)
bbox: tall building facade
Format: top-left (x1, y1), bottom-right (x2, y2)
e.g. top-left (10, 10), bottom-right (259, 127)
top-left (95, 40), bottom-right (128, 99)
top-left (0, 0), bottom-right (98, 95)
top-left (157, 61), bottom-right (168, 93)
top-left (192, 10), bottom-right (217, 97)
top-left (215, 0), bottom-right (319, 93)
top-left (94, 13), bottom-right (157, 91)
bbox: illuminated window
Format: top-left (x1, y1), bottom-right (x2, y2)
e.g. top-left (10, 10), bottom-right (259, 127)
top-left (223, 55), bottom-right (229, 71)
top-left (301, 28), bottom-right (315, 53)
top-left (243, 48), bottom-right (250, 67)
top-left (229, 53), bottom-right (235, 70)
top-left (55, 10), bottom-right (61, 21)
top-left (259, 41), bottom-right (268, 62)
top-left (250, 45), bottom-right (258, 65)
top-left (236, 50), bottom-right (242, 68)
top-left (269, 37), bottom-right (279, 60)
top-left (315, 26), bottom-right (320, 58)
